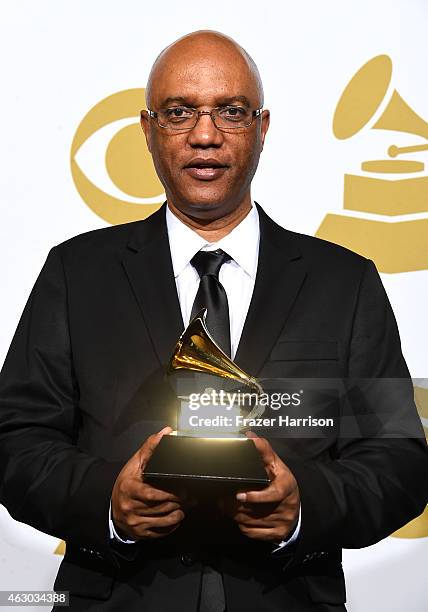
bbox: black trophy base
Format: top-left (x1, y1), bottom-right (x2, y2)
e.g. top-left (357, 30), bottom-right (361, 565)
top-left (144, 435), bottom-right (269, 493)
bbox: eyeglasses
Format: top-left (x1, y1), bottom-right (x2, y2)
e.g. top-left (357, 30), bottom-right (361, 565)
top-left (143, 105), bottom-right (263, 132)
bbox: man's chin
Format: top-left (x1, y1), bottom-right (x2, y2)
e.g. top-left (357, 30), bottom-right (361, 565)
top-left (173, 195), bottom-right (231, 219)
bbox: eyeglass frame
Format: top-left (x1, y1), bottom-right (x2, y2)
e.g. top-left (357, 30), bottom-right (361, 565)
top-left (142, 106), bottom-right (264, 132)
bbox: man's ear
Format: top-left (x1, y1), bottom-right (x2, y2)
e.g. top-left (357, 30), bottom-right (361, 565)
top-left (140, 110), bottom-right (152, 153)
top-left (260, 109), bottom-right (270, 152)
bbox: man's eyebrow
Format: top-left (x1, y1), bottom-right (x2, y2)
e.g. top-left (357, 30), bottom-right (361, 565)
top-left (161, 97), bottom-right (189, 107)
top-left (218, 96), bottom-right (251, 108)
top-left (159, 95), bottom-right (253, 108)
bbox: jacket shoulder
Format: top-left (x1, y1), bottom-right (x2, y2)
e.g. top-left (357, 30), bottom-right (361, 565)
top-left (54, 220), bottom-right (142, 254)
top-left (257, 203), bottom-right (369, 273)
top-left (287, 229), bottom-right (368, 268)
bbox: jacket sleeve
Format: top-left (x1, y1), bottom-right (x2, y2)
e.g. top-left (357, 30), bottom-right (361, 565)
top-left (282, 259), bottom-right (428, 566)
top-left (0, 246), bottom-right (125, 567)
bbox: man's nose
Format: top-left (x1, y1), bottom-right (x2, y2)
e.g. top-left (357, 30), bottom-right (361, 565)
top-left (187, 113), bottom-right (224, 147)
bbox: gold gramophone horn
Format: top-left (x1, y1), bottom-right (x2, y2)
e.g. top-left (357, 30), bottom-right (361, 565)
top-left (333, 54), bottom-right (428, 154)
top-left (168, 308), bottom-right (263, 395)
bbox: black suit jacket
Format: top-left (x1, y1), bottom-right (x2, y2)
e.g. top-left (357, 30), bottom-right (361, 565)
top-left (0, 203), bottom-right (426, 612)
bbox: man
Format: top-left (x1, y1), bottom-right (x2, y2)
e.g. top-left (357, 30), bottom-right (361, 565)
top-left (0, 30), bottom-right (426, 612)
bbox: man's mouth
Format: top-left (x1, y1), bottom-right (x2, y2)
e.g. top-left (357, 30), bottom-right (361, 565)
top-left (183, 158), bottom-right (229, 181)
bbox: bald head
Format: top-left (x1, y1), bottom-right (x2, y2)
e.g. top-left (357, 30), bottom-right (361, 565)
top-left (145, 30), bottom-right (264, 109)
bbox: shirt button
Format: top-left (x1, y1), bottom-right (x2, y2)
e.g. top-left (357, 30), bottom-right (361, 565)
top-left (180, 553), bottom-right (195, 566)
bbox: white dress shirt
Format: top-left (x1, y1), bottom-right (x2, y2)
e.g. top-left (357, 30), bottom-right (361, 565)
top-left (166, 200), bottom-right (259, 359)
top-left (109, 201), bottom-right (301, 549)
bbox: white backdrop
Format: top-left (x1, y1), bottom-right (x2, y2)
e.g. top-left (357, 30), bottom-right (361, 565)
top-left (1, 1), bottom-right (427, 610)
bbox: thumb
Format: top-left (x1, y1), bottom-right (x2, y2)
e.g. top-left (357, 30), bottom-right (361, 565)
top-left (245, 430), bottom-right (276, 474)
top-left (139, 426), bottom-right (172, 472)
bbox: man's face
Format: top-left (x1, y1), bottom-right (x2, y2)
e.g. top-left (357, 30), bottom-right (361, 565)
top-left (141, 41), bottom-right (270, 221)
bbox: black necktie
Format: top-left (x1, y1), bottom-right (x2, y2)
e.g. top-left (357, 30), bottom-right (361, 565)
top-left (190, 249), bottom-right (232, 356)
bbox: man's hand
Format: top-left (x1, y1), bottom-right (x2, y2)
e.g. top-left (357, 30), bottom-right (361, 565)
top-left (111, 427), bottom-right (186, 541)
top-left (228, 432), bottom-right (300, 543)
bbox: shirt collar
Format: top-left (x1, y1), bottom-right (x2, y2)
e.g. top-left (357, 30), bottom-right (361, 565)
top-left (166, 201), bottom-right (260, 280)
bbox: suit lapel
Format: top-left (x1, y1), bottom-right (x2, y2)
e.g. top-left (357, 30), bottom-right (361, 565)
top-left (234, 204), bottom-right (307, 376)
top-left (121, 204), bottom-right (184, 368)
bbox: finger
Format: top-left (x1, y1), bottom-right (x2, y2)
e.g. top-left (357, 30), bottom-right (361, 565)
top-left (139, 426), bottom-right (173, 472)
top-left (131, 482), bottom-right (181, 504)
top-left (132, 509), bottom-right (185, 531)
top-left (235, 517), bottom-right (277, 528)
top-left (245, 431), bottom-right (276, 469)
top-left (236, 481), bottom-right (286, 504)
top-left (237, 525), bottom-right (281, 541)
top-left (127, 500), bottom-right (182, 517)
top-left (146, 508), bottom-right (185, 528)
top-left (233, 502), bottom-right (278, 518)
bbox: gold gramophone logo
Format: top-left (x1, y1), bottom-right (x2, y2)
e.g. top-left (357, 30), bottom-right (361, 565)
top-left (70, 88), bottom-right (164, 225)
top-left (316, 55), bottom-right (428, 273)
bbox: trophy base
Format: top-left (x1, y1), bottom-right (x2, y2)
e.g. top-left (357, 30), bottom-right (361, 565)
top-left (144, 434), bottom-right (269, 491)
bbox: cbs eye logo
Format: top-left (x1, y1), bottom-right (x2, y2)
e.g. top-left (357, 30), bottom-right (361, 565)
top-left (70, 88), bottom-right (164, 225)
